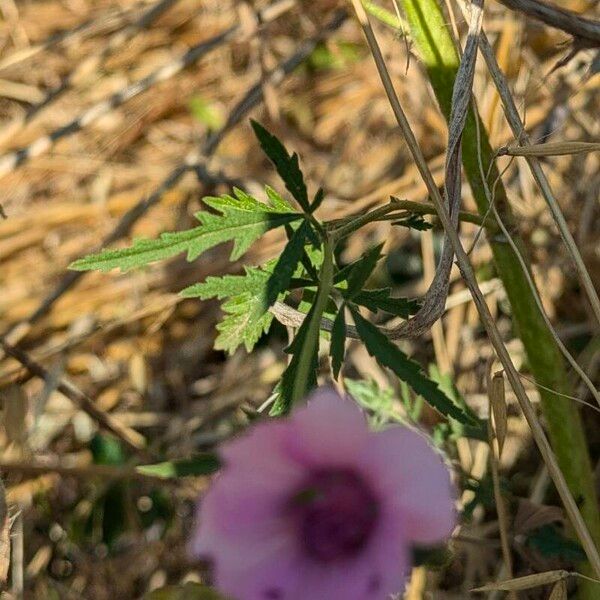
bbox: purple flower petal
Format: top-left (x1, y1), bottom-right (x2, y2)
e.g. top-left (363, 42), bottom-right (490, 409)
top-left (190, 387), bottom-right (456, 599)
top-left (359, 427), bottom-right (456, 544)
top-left (284, 387), bottom-right (371, 468)
top-left (299, 517), bottom-right (408, 600)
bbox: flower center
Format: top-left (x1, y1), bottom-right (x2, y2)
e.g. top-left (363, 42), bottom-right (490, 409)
top-left (288, 469), bottom-right (379, 563)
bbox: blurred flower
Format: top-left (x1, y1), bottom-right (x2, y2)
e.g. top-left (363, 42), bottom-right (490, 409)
top-left (191, 387), bottom-right (455, 600)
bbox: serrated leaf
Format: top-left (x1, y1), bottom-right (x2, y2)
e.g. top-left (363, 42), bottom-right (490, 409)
top-left (181, 265), bottom-right (272, 299)
top-left (271, 304), bottom-right (318, 416)
top-left (265, 220), bottom-right (313, 307)
top-left (181, 266), bottom-right (274, 353)
top-left (330, 306), bottom-right (346, 379)
top-left (181, 221), bottom-right (311, 354)
top-left (136, 453), bottom-right (220, 479)
top-left (333, 249), bottom-right (384, 288)
top-left (296, 288), bottom-right (337, 322)
top-left (429, 364), bottom-right (485, 440)
top-left (273, 235), bottom-right (335, 414)
top-left (265, 185), bottom-right (295, 212)
top-left (70, 192), bottom-right (300, 273)
top-left (353, 288), bottom-right (421, 318)
top-left (299, 242), bottom-right (323, 282)
top-left (344, 243), bottom-right (384, 299)
top-left (311, 187), bottom-right (325, 213)
top-left (392, 213), bottom-right (433, 230)
top-left (214, 294), bottom-right (274, 353)
top-left (251, 120), bottom-right (309, 211)
top-left (350, 307), bottom-right (476, 425)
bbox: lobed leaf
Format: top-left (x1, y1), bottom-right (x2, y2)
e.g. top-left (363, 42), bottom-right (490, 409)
top-left (352, 288), bottom-right (421, 318)
top-left (181, 219), bottom-right (313, 354)
top-left (251, 120), bottom-right (309, 212)
top-left (70, 192), bottom-right (301, 273)
top-left (136, 454), bottom-right (220, 479)
top-left (330, 306), bottom-right (346, 379)
top-left (344, 243), bottom-right (384, 299)
top-left (392, 213), bottom-right (433, 231)
top-left (350, 307), bottom-right (477, 425)
top-left (271, 303), bottom-right (319, 416)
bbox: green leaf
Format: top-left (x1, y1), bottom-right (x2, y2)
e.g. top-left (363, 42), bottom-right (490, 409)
top-left (271, 305), bottom-right (318, 416)
top-left (353, 288), bottom-right (421, 318)
top-left (311, 187), bottom-right (325, 213)
top-left (265, 185), bottom-right (295, 212)
top-left (350, 307), bottom-right (476, 425)
top-left (251, 120), bottom-right (309, 212)
top-left (345, 378), bottom-right (399, 426)
top-left (188, 96), bottom-right (225, 131)
top-left (145, 583), bottom-right (226, 600)
top-left (428, 364), bottom-right (485, 440)
top-left (70, 192), bottom-right (301, 273)
top-left (272, 238), bottom-right (335, 415)
top-left (181, 265), bottom-right (273, 300)
top-left (296, 288), bottom-right (337, 322)
top-left (180, 266), bottom-right (275, 353)
top-left (526, 524), bottom-right (586, 562)
top-left (265, 220), bottom-right (313, 307)
top-left (136, 454), bottom-right (220, 479)
top-left (344, 243), bottom-right (384, 299)
top-left (180, 220), bottom-right (312, 354)
top-left (330, 306), bottom-right (346, 379)
top-left (392, 213), bottom-right (433, 230)
top-left (214, 294), bottom-right (274, 353)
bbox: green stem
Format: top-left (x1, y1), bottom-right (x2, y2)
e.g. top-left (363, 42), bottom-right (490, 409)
top-left (401, 0), bottom-right (600, 595)
top-left (291, 235), bottom-right (335, 406)
top-left (362, 0), bottom-right (407, 30)
top-left (330, 199), bottom-right (487, 240)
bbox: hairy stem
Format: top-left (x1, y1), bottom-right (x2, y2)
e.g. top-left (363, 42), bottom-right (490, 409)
top-left (401, 0), bottom-right (600, 594)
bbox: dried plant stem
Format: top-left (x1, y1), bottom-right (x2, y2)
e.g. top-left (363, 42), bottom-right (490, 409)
top-left (0, 340), bottom-right (150, 457)
top-left (466, 16), bottom-right (600, 331)
top-left (496, 0), bottom-right (600, 47)
top-left (0, 0), bottom-right (180, 146)
top-left (350, 0), bottom-right (600, 583)
top-left (487, 415), bottom-right (517, 600)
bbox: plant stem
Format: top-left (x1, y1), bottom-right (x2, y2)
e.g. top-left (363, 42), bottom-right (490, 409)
top-left (401, 0), bottom-right (600, 594)
top-left (330, 198), bottom-right (487, 240)
top-left (291, 235), bottom-right (335, 406)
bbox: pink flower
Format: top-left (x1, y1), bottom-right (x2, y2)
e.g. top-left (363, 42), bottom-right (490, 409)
top-left (191, 387), bottom-right (456, 600)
